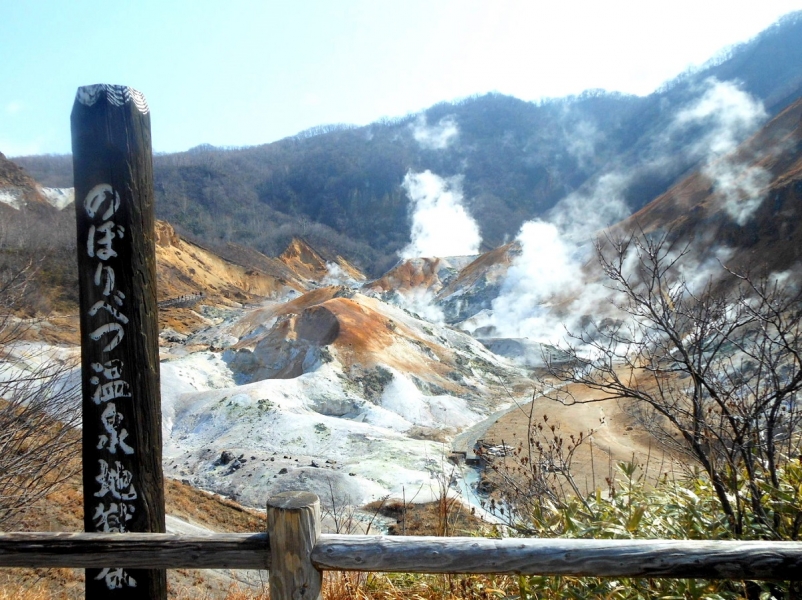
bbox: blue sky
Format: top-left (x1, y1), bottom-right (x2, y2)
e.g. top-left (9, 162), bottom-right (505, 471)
top-left (2, 0), bottom-right (802, 156)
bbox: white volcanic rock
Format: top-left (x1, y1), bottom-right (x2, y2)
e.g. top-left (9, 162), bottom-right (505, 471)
top-left (159, 289), bottom-right (528, 509)
top-left (161, 358), bottom-right (450, 506)
top-left (41, 187), bottom-right (75, 210)
top-left (0, 188), bottom-right (25, 210)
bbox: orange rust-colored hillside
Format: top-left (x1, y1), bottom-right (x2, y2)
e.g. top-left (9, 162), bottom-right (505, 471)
top-left (155, 221), bottom-right (308, 303)
top-left (436, 242), bottom-right (519, 300)
top-left (367, 257), bottom-right (455, 295)
top-left (225, 284), bottom-right (524, 403)
top-left (279, 237), bottom-right (365, 284)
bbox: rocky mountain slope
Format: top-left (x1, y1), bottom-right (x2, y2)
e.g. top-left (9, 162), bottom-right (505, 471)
top-left (0, 150), bottom-right (50, 210)
top-left (0, 153), bottom-right (77, 315)
top-left (621, 96), bottom-right (802, 277)
top-left (0, 161), bottom-right (533, 513)
top-left (158, 280), bottom-right (529, 508)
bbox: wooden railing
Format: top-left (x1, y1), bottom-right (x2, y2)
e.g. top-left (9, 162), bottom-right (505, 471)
top-left (1, 492), bottom-right (801, 600)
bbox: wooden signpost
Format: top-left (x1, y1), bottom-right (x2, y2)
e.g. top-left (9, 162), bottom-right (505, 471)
top-left (71, 84), bottom-right (166, 599)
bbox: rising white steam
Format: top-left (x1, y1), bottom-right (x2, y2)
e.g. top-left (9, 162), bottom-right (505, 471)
top-left (672, 78), bottom-right (770, 225)
top-left (563, 119), bottom-right (602, 170)
top-left (392, 289), bottom-right (446, 324)
top-left (483, 171), bottom-right (631, 342)
top-left (489, 221), bottom-right (584, 341)
top-left (483, 79), bottom-right (770, 344)
top-left (411, 115), bottom-right (459, 150)
top-left (549, 172), bottom-right (631, 242)
top-left (322, 262), bottom-right (359, 288)
top-left (707, 158), bottom-right (772, 225)
top-left (400, 170), bottom-right (482, 259)
top-left (673, 79), bottom-right (766, 156)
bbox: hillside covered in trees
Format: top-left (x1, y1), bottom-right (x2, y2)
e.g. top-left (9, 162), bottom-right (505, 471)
top-left (16, 12), bottom-right (802, 275)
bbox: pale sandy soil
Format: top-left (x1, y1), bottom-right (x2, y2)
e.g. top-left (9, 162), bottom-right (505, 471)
top-left (481, 381), bottom-right (686, 497)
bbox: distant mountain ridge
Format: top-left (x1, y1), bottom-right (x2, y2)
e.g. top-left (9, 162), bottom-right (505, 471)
top-left (13, 11), bottom-right (802, 275)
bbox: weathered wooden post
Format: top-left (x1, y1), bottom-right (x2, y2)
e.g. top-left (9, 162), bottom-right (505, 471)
top-left (71, 84), bottom-right (166, 599)
top-left (267, 492), bottom-right (323, 600)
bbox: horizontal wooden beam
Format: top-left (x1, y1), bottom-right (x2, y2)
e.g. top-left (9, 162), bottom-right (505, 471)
top-left (0, 533), bottom-right (269, 570)
top-left (314, 535), bottom-right (802, 581)
top-left (1, 532), bottom-right (801, 581)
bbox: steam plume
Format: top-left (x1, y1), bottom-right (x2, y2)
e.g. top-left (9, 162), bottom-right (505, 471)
top-left (672, 78), bottom-right (770, 225)
top-left (411, 115), bottom-right (459, 150)
top-left (483, 79), bottom-right (771, 344)
top-left (482, 170), bottom-right (632, 341)
top-left (400, 170), bottom-right (482, 259)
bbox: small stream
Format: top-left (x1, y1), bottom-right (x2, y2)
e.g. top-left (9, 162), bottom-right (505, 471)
top-left (448, 401), bottom-right (529, 524)
top-left (453, 461), bottom-right (503, 523)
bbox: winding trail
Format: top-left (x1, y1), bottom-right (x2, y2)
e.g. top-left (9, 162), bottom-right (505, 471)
top-left (451, 403), bottom-right (519, 460)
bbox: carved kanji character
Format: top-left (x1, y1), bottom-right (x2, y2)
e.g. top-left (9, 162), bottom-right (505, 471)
top-left (98, 402), bottom-right (134, 455)
top-left (90, 360), bottom-right (131, 404)
top-left (84, 184), bottom-right (120, 221)
top-left (91, 379), bottom-right (131, 405)
top-left (95, 567), bottom-right (137, 590)
top-left (92, 501), bottom-right (135, 533)
top-left (95, 459), bottom-right (137, 501)
top-left (91, 359), bottom-right (124, 381)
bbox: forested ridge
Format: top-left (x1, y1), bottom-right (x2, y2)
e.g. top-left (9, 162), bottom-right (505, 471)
top-left (16, 11), bottom-right (802, 275)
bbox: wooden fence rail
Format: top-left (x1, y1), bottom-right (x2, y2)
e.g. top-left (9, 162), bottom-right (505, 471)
top-left (1, 531), bottom-right (802, 580)
top-left (1, 492), bottom-right (802, 600)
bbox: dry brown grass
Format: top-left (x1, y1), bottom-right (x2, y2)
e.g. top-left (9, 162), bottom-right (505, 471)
top-left (164, 479), bottom-right (266, 533)
top-left (188, 572), bottom-right (520, 600)
top-left (1, 474), bottom-right (268, 599)
top-left (365, 498), bottom-right (485, 537)
top-left (481, 382), bottom-right (685, 501)
top-left (320, 571), bottom-right (519, 600)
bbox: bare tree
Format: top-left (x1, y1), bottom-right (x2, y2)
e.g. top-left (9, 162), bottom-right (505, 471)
top-left (0, 257), bottom-right (80, 528)
top-left (543, 232), bottom-right (802, 539)
top-left (477, 388), bottom-right (599, 533)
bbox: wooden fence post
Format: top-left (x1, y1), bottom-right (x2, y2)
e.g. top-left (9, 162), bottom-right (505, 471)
top-left (267, 492), bottom-right (322, 600)
top-left (71, 84), bottom-right (166, 599)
